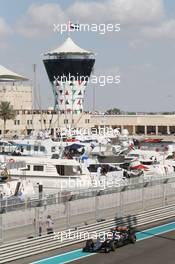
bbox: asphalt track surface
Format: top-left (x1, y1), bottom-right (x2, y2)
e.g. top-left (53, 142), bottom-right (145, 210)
top-left (31, 222), bottom-right (175, 264)
top-left (7, 220), bottom-right (175, 264)
top-left (69, 230), bottom-right (175, 264)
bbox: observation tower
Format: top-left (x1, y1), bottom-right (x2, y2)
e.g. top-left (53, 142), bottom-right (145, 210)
top-left (43, 37), bottom-right (95, 114)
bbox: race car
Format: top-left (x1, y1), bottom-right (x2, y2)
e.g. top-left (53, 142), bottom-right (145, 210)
top-left (110, 226), bottom-right (136, 249)
top-left (82, 237), bottom-right (115, 253)
top-left (82, 226), bottom-right (136, 253)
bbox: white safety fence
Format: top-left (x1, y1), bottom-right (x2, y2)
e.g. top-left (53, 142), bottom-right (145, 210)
top-left (0, 178), bottom-right (175, 243)
top-left (0, 204), bottom-right (175, 263)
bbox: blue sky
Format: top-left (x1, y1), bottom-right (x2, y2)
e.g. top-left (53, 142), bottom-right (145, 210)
top-left (0, 0), bottom-right (175, 112)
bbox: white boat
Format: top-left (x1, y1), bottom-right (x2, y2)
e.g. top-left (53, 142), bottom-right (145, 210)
top-left (10, 138), bottom-right (70, 158)
top-left (8, 156), bottom-right (93, 191)
top-left (0, 177), bottom-right (35, 199)
top-left (126, 149), bottom-right (164, 163)
top-left (0, 140), bottom-right (18, 154)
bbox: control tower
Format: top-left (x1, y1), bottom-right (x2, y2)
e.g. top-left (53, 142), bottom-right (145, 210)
top-left (43, 37), bottom-right (95, 114)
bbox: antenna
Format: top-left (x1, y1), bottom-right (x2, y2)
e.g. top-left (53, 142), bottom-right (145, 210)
top-left (32, 64), bottom-right (36, 132)
top-left (92, 66), bottom-right (95, 112)
top-left (68, 20), bottom-right (71, 37)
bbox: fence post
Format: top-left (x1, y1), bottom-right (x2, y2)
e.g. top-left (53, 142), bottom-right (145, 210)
top-left (141, 185), bottom-right (143, 211)
top-left (95, 191), bottom-right (100, 221)
top-left (95, 195), bottom-right (98, 220)
top-left (119, 191), bottom-right (123, 217)
top-left (34, 207), bottom-right (39, 237)
top-left (163, 180), bottom-right (168, 206)
top-left (0, 213), bottom-right (3, 244)
top-left (66, 200), bottom-right (70, 229)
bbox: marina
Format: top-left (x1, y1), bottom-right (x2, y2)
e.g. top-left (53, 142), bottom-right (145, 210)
top-left (0, 1), bottom-right (175, 263)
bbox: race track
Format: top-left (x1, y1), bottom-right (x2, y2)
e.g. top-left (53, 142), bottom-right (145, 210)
top-left (69, 230), bottom-right (175, 264)
top-left (31, 222), bottom-right (175, 264)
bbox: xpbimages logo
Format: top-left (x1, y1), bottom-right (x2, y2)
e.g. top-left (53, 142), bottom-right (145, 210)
top-left (53, 73), bottom-right (120, 87)
top-left (53, 21), bottom-right (121, 35)
top-left (54, 230), bottom-right (114, 242)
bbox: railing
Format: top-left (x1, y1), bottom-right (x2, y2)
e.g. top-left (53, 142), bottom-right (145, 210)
top-left (0, 204), bottom-right (175, 263)
top-left (0, 173), bottom-right (175, 245)
top-left (0, 173), bottom-right (174, 213)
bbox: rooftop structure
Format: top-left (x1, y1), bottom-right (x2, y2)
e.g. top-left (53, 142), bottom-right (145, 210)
top-left (43, 37), bottom-right (95, 115)
top-left (0, 65), bottom-right (28, 82)
top-left (0, 65), bottom-right (31, 109)
top-left (44, 37), bottom-right (94, 56)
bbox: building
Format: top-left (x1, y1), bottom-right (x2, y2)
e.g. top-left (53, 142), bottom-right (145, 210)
top-left (43, 37), bottom-right (95, 115)
top-left (0, 47), bottom-right (175, 137)
top-left (0, 65), bottom-right (32, 110)
top-left (0, 83), bottom-right (32, 110)
top-left (0, 112), bottom-right (175, 137)
top-left (90, 114), bottom-right (175, 135)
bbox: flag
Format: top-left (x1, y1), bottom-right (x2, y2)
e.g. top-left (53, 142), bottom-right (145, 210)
top-left (129, 143), bottom-right (135, 150)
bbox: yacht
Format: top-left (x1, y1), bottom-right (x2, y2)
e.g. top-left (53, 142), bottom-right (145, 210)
top-left (0, 159), bottom-right (35, 199)
top-left (8, 156), bottom-right (93, 191)
top-left (10, 138), bottom-right (69, 157)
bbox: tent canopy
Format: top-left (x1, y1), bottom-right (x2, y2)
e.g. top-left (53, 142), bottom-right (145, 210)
top-left (65, 143), bottom-right (85, 151)
top-left (44, 37), bottom-right (94, 56)
top-left (0, 65), bottom-right (29, 81)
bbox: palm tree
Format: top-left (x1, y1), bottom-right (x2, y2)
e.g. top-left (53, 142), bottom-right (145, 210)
top-left (0, 101), bottom-right (16, 138)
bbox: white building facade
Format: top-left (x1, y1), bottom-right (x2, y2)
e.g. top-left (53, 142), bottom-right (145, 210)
top-left (0, 83), bottom-right (32, 110)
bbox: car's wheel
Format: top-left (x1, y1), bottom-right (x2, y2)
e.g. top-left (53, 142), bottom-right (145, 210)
top-left (130, 235), bottom-right (136, 244)
top-left (110, 241), bottom-right (116, 251)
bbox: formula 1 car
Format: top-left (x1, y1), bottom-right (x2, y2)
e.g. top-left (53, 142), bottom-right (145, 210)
top-left (110, 226), bottom-right (136, 249)
top-left (82, 238), bottom-right (115, 253)
top-left (82, 226), bottom-right (136, 253)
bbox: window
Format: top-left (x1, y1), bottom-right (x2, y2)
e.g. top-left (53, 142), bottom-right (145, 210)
top-left (40, 146), bottom-right (45, 152)
top-left (85, 119), bottom-right (90, 124)
top-left (34, 146), bottom-right (39, 151)
top-left (27, 120), bottom-right (32, 125)
top-left (51, 146), bottom-right (56, 152)
top-left (56, 165), bottom-right (82, 176)
top-left (14, 120), bottom-right (20, 125)
top-left (26, 145), bottom-right (31, 151)
top-left (33, 165), bottom-right (44, 171)
top-left (64, 119), bottom-right (68, 124)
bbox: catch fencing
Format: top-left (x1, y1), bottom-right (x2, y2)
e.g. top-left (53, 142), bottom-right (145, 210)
top-left (1, 174), bottom-right (175, 242)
